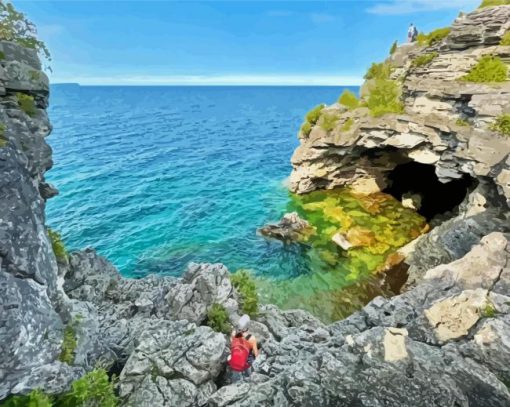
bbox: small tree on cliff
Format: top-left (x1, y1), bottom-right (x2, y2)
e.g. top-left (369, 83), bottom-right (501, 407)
top-left (0, 1), bottom-right (51, 67)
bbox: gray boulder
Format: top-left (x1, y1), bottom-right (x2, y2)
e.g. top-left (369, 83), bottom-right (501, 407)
top-left (119, 320), bottom-right (226, 406)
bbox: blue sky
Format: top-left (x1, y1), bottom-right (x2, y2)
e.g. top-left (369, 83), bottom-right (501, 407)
top-left (17, 0), bottom-right (480, 85)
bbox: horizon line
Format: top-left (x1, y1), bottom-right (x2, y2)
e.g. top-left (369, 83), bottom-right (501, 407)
top-left (48, 74), bottom-right (364, 87)
top-left (51, 83), bottom-right (362, 87)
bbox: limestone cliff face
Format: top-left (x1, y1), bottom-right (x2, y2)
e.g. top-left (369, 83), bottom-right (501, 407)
top-left (289, 6), bottom-right (510, 285)
top-left (290, 7), bottom-right (510, 199)
top-left (0, 40), bottom-right (83, 397)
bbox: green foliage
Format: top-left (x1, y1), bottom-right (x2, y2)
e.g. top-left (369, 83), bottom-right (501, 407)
top-left (16, 92), bottom-right (37, 117)
top-left (30, 70), bottom-right (40, 81)
top-left (1, 390), bottom-right (52, 407)
top-left (461, 55), bottom-right (508, 83)
top-left (300, 121), bottom-right (312, 137)
top-left (490, 114), bottom-right (510, 136)
top-left (320, 113), bottom-right (340, 132)
top-left (338, 89), bottom-right (360, 110)
top-left (390, 41), bottom-right (398, 55)
top-left (206, 303), bottom-right (231, 334)
top-left (500, 31), bottom-right (510, 46)
top-left (230, 270), bottom-right (258, 317)
top-left (305, 104), bottom-right (325, 125)
top-left (0, 122), bottom-right (6, 147)
top-left (479, 0), bottom-right (510, 7)
top-left (58, 324), bottom-right (77, 365)
top-left (0, 51), bottom-right (4, 60)
top-left (366, 79), bottom-right (404, 117)
top-left (412, 52), bottom-right (438, 67)
top-left (56, 370), bottom-right (118, 407)
top-left (416, 27), bottom-right (451, 46)
top-left (300, 104), bottom-right (325, 138)
top-left (481, 302), bottom-right (497, 318)
top-left (0, 2), bottom-right (51, 66)
top-left (456, 118), bottom-right (470, 127)
top-left (341, 118), bottom-right (354, 132)
top-left (48, 228), bottom-right (68, 263)
top-left (364, 62), bottom-right (392, 80)
top-left (0, 370), bottom-right (118, 407)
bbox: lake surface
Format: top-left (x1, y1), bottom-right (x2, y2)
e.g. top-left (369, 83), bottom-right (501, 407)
top-left (47, 86), bottom-right (349, 278)
top-left (47, 85), bottom-right (425, 322)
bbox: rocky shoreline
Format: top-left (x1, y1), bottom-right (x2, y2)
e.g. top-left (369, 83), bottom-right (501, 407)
top-left (1, 4), bottom-right (510, 407)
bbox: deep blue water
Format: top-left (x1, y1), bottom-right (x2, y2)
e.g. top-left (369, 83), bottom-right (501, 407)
top-left (46, 86), bottom-right (355, 278)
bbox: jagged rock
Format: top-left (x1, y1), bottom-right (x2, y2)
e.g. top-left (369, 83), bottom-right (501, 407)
top-left (446, 5), bottom-right (510, 50)
top-left (164, 262), bottom-right (237, 323)
top-left (258, 212), bottom-right (315, 243)
top-left (0, 271), bottom-right (67, 399)
top-left (118, 320), bottom-right (226, 406)
top-left (209, 233), bottom-right (510, 406)
top-left (64, 249), bottom-right (121, 304)
top-left (424, 288), bottom-right (488, 342)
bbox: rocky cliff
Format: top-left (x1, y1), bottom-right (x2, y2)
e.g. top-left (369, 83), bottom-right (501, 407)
top-left (289, 6), bottom-right (510, 287)
top-left (0, 4), bottom-right (510, 407)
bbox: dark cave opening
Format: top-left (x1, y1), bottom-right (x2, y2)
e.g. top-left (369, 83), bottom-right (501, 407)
top-left (383, 161), bottom-right (476, 220)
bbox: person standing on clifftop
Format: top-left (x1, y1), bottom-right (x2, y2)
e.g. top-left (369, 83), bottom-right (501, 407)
top-left (408, 23), bottom-right (418, 42)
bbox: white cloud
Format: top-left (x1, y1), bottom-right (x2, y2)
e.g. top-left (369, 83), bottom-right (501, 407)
top-left (367, 0), bottom-right (479, 15)
top-left (51, 74), bottom-right (363, 86)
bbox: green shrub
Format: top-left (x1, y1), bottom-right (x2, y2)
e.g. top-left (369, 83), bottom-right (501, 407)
top-left (320, 113), bottom-right (340, 132)
top-left (456, 118), bottom-right (470, 127)
top-left (59, 324), bottom-right (77, 365)
top-left (412, 52), bottom-right (438, 67)
top-left (16, 92), bottom-right (37, 117)
top-left (0, 51), bottom-right (4, 60)
top-left (230, 270), bottom-right (258, 317)
top-left (390, 41), bottom-right (398, 55)
top-left (479, 0), bottom-right (510, 7)
top-left (417, 27), bottom-right (451, 46)
top-left (461, 55), bottom-right (508, 83)
top-left (305, 104), bottom-right (325, 125)
top-left (299, 104), bottom-right (325, 138)
top-left (0, 370), bottom-right (118, 407)
top-left (0, 2), bottom-right (51, 65)
top-left (1, 390), bottom-right (52, 407)
top-left (206, 303), bottom-right (231, 334)
top-left (300, 121), bottom-right (312, 137)
top-left (364, 62), bottom-right (392, 80)
top-left (48, 229), bottom-right (68, 263)
top-left (500, 32), bottom-right (510, 46)
top-left (56, 369), bottom-right (118, 407)
top-left (490, 114), bottom-right (510, 136)
top-left (341, 118), bottom-right (354, 132)
top-left (366, 79), bottom-right (404, 117)
top-left (338, 89), bottom-right (359, 110)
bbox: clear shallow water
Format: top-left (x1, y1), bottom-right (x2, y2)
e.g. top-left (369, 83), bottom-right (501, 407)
top-left (46, 86), bottom-right (353, 279)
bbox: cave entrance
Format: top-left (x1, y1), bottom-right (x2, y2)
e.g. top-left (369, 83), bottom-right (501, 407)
top-left (383, 161), bottom-right (475, 220)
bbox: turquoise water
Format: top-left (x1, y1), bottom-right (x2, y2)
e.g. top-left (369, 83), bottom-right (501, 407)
top-left (46, 86), bottom-right (353, 278)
